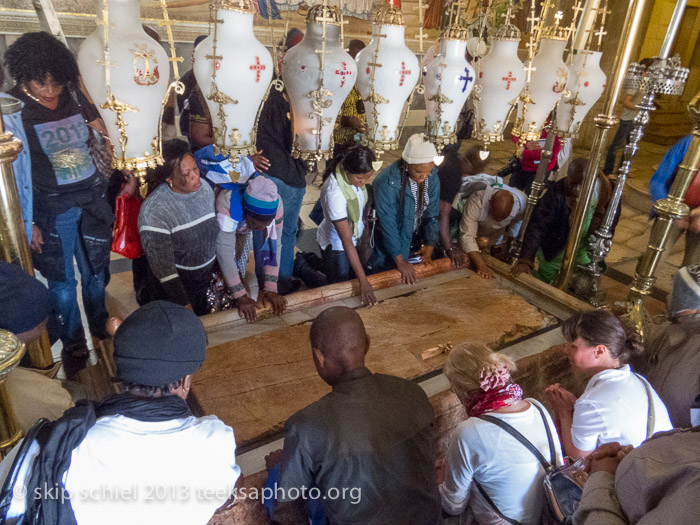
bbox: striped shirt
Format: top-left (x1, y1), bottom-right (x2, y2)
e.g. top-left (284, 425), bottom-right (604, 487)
top-left (138, 181), bottom-right (218, 306)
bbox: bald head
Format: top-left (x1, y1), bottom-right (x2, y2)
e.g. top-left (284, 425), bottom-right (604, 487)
top-left (490, 190), bottom-right (514, 222)
top-left (564, 158), bottom-right (588, 200)
top-left (310, 307), bottom-right (370, 385)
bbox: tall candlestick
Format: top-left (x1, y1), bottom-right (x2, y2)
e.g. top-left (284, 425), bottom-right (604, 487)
top-left (659, 0), bottom-right (686, 59)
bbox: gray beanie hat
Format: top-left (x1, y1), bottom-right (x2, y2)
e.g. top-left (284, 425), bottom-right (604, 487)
top-left (114, 301), bottom-right (207, 386)
top-left (669, 265), bottom-right (700, 315)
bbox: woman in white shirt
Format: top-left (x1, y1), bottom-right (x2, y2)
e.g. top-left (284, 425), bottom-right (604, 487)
top-left (546, 310), bottom-right (673, 459)
top-left (317, 145), bottom-right (377, 305)
top-left (440, 343), bottom-right (563, 525)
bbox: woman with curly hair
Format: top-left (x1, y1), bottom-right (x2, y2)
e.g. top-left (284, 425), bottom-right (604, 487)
top-left (440, 343), bottom-right (563, 524)
top-left (545, 310), bottom-right (673, 459)
top-left (5, 31), bottom-right (113, 372)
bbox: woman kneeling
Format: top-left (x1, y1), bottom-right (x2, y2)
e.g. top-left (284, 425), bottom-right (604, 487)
top-left (441, 343), bottom-right (563, 524)
top-left (546, 310), bottom-right (673, 459)
top-left (317, 145), bottom-right (377, 305)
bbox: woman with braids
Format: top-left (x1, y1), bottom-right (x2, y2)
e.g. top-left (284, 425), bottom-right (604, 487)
top-left (545, 310), bottom-right (673, 459)
top-left (4, 32), bottom-right (113, 370)
top-left (440, 343), bottom-right (563, 524)
top-left (368, 133), bottom-right (440, 285)
top-left (317, 145), bottom-right (377, 305)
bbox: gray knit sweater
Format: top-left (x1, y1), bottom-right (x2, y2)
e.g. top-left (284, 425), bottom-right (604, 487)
top-left (138, 181), bottom-right (218, 306)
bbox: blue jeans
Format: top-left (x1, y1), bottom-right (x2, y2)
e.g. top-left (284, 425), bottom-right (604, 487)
top-left (270, 177), bottom-right (306, 279)
top-left (47, 207), bottom-right (108, 347)
top-left (322, 246), bottom-right (352, 283)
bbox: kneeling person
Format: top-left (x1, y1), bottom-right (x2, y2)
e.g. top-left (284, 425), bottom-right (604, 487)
top-left (216, 175), bottom-right (287, 322)
top-left (458, 178), bottom-right (525, 279)
top-left (269, 306), bottom-right (441, 524)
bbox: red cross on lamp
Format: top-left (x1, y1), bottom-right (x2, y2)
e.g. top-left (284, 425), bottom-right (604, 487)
top-left (398, 61), bottom-right (411, 87)
top-left (502, 71), bottom-right (517, 90)
top-left (335, 61), bottom-right (351, 88)
top-left (249, 56), bottom-right (266, 83)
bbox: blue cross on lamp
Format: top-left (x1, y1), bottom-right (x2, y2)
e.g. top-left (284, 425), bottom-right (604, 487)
top-left (459, 67), bottom-right (474, 93)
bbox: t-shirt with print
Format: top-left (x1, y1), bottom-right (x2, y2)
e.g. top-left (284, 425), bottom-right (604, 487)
top-left (11, 87), bottom-right (99, 209)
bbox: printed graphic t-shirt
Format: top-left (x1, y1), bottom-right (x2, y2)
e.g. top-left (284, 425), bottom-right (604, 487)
top-left (15, 88), bottom-right (99, 201)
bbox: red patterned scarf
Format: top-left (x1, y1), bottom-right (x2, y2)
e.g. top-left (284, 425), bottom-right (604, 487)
top-left (465, 383), bottom-right (524, 418)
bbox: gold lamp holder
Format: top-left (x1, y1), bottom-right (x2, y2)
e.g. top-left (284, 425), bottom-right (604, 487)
top-left (0, 97), bottom-right (54, 369)
top-left (0, 330), bottom-right (27, 457)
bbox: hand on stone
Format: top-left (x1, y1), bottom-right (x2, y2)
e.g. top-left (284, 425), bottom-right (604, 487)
top-left (237, 295), bottom-right (259, 323)
top-left (510, 260), bottom-right (533, 277)
top-left (359, 278), bottom-right (377, 306)
top-left (448, 248), bottom-right (465, 269)
top-left (397, 259), bottom-right (418, 285)
top-left (417, 245), bottom-right (434, 266)
top-left (260, 291), bottom-right (287, 316)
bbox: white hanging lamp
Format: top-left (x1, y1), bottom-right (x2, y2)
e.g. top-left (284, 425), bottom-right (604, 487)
top-left (423, 0), bottom-right (475, 154)
top-left (78, 0), bottom-right (172, 180)
top-left (193, 0), bottom-right (275, 166)
top-left (355, 4), bottom-right (419, 156)
top-left (472, 20), bottom-right (526, 148)
top-left (512, 17), bottom-right (570, 143)
top-left (281, 2), bottom-right (357, 161)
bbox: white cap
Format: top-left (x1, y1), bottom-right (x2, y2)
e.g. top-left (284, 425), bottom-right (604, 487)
top-left (402, 133), bottom-right (438, 165)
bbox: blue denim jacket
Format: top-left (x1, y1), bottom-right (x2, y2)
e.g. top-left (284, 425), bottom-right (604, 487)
top-left (1, 93), bottom-right (33, 241)
top-left (371, 160), bottom-right (440, 269)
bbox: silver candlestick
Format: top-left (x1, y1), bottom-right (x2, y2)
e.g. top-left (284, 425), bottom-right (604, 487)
top-left (572, 55), bottom-right (688, 305)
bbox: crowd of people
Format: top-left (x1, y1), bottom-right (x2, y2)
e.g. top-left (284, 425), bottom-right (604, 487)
top-left (1, 28), bottom-right (699, 525)
top-left (1, 286), bottom-right (698, 524)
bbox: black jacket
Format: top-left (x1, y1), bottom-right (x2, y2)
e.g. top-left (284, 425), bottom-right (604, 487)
top-left (256, 86), bottom-right (307, 188)
top-left (520, 178), bottom-right (571, 263)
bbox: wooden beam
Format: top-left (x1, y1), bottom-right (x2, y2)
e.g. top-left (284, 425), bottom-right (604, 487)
top-left (200, 258), bottom-right (454, 330)
top-left (483, 254), bottom-right (594, 316)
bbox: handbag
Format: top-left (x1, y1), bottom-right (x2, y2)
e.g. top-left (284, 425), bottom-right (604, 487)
top-left (111, 191), bottom-right (142, 259)
top-left (205, 266), bottom-right (237, 314)
top-left (70, 88), bottom-right (114, 179)
top-left (475, 400), bottom-right (586, 525)
top-left (87, 126), bottom-right (114, 179)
